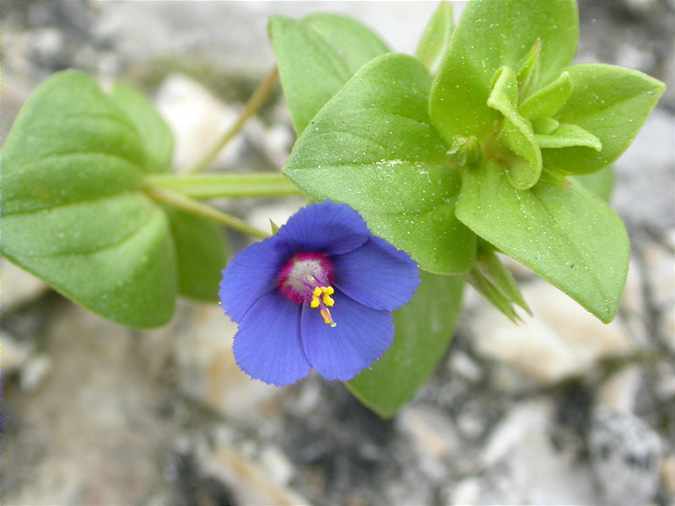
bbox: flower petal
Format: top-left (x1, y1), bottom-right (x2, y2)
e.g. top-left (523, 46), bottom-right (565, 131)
top-left (233, 292), bottom-right (310, 386)
top-left (219, 237), bottom-right (287, 322)
top-left (276, 201), bottom-right (369, 255)
top-left (334, 237), bottom-right (420, 311)
top-left (301, 292), bottom-right (394, 381)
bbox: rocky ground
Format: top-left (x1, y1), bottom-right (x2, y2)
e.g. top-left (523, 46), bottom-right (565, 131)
top-left (1, 1), bottom-right (674, 505)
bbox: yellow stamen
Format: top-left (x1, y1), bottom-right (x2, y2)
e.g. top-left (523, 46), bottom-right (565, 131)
top-left (322, 286), bottom-right (334, 295)
top-left (310, 297), bottom-right (320, 309)
top-left (322, 294), bottom-right (335, 307)
top-left (320, 307), bottom-right (337, 327)
top-left (313, 287), bottom-right (322, 297)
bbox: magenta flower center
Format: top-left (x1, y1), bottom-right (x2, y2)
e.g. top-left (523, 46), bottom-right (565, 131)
top-left (278, 252), bottom-right (337, 327)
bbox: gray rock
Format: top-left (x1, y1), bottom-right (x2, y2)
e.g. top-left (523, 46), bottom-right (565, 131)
top-left (643, 242), bottom-right (675, 310)
top-left (398, 405), bottom-right (462, 480)
top-left (0, 330), bottom-right (31, 373)
top-left (0, 304), bottom-right (178, 505)
top-left (142, 302), bottom-right (286, 421)
top-left (200, 445), bottom-right (310, 506)
top-left (589, 408), bottom-right (663, 506)
top-left (614, 110), bottom-right (675, 230)
top-left (452, 400), bottom-right (598, 505)
top-left (662, 454), bottom-right (675, 501)
top-left (0, 261), bottom-right (48, 316)
top-left (469, 280), bottom-right (635, 385)
top-left (96, 2), bottom-right (440, 74)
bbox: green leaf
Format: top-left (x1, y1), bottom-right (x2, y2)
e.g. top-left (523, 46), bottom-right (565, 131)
top-left (109, 81), bottom-right (230, 302)
top-left (519, 71), bottom-right (572, 119)
top-left (536, 123), bottom-right (602, 151)
top-left (430, 0), bottom-right (578, 141)
top-left (456, 161), bottom-right (629, 323)
top-left (542, 64), bottom-right (665, 174)
top-left (416, 1), bottom-right (454, 75)
top-left (284, 53), bottom-right (476, 274)
top-left (532, 117), bottom-right (560, 135)
top-left (0, 70), bottom-right (177, 328)
top-left (487, 66), bottom-right (542, 190)
top-left (347, 272), bottom-right (464, 418)
top-left (573, 166), bottom-right (615, 202)
top-left (269, 13), bottom-right (388, 135)
top-left (517, 39), bottom-right (542, 99)
top-left (165, 208), bottom-right (229, 302)
top-left (109, 83), bottom-right (174, 172)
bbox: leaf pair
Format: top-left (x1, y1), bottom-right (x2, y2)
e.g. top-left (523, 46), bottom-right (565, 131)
top-left (0, 72), bottom-right (228, 327)
top-left (277, 0), bottom-right (664, 322)
top-left (271, 0), bottom-right (664, 415)
top-left (270, 9), bottom-right (469, 417)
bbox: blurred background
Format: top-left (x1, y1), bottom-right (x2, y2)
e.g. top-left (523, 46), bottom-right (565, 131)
top-left (1, 1), bottom-right (674, 505)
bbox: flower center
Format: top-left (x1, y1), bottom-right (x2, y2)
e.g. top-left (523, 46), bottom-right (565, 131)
top-left (278, 252), bottom-right (337, 327)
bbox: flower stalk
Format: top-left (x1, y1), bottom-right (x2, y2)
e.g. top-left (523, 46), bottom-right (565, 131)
top-left (188, 67), bottom-right (279, 173)
top-left (145, 186), bottom-right (270, 239)
top-left (146, 172), bottom-right (301, 200)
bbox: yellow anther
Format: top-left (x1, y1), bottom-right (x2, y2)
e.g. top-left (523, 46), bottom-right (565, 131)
top-left (322, 294), bottom-right (335, 307)
top-left (322, 286), bottom-right (334, 295)
top-left (320, 307), bottom-right (337, 328)
top-left (313, 287), bottom-right (322, 297)
top-left (310, 297), bottom-right (320, 309)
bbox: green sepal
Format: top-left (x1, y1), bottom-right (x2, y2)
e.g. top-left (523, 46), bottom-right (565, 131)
top-left (487, 66), bottom-right (542, 190)
top-left (517, 38), bottom-right (542, 99)
top-left (519, 71), bottom-right (572, 119)
top-left (477, 245), bottom-right (531, 314)
top-left (532, 117), bottom-right (560, 134)
top-left (430, 0), bottom-right (578, 141)
top-left (468, 269), bottom-right (521, 323)
top-left (536, 123), bottom-right (602, 151)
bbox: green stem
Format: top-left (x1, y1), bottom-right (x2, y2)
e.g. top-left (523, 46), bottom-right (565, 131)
top-left (146, 172), bottom-right (302, 200)
top-left (188, 68), bottom-right (279, 173)
top-left (145, 187), bottom-right (269, 239)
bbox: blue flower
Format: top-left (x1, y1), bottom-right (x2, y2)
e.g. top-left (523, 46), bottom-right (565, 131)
top-left (219, 201), bottom-right (420, 386)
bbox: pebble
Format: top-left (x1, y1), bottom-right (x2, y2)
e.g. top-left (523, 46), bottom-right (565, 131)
top-left (614, 111), bottom-right (675, 229)
top-left (471, 281), bottom-right (634, 385)
top-left (0, 330), bottom-right (31, 372)
top-left (0, 261), bottom-right (48, 315)
top-left (398, 406), bottom-right (461, 480)
top-left (19, 355), bottom-right (52, 392)
top-left (154, 73), bottom-right (290, 173)
top-left (643, 243), bottom-right (675, 309)
top-left (203, 446), bottom-right (310, 506)
top-left (598, 366), bottom-right (642, 414)
top-left (589, 408), bottom-right (663, 506)
top-left (146, 303), bottom-right (284, 420)
top-left (476, 400), bottom-right (597, 505)
top-left (662, 454), bottom-right (675, 498)
top-left (155, 74), bottom-right (248, 172)
top-left (260, 445), bottom-right (294, 486)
